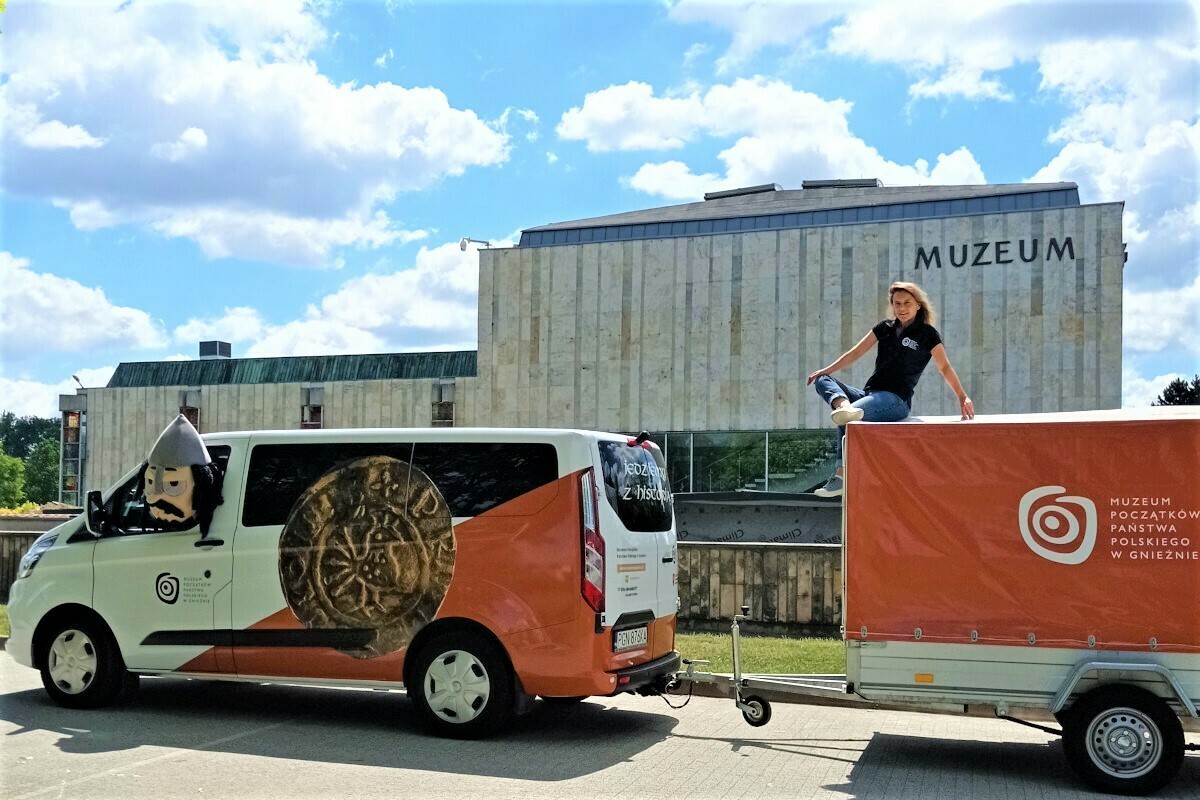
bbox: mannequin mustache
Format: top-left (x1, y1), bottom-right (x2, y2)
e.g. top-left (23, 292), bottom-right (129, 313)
top-left (149, 499), bottom-right (187, 518)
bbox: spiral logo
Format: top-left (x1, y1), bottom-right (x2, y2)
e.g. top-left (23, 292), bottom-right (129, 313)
top-left (1018, 486), bottom-right (1097, 565)
top-left (155, 572), bottom-right (180, 604)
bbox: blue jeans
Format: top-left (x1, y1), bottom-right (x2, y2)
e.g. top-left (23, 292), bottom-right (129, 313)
top-left (812, 375), bottom-right (910, 466)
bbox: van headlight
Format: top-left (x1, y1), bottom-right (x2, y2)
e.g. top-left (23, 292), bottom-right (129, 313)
top-left (16, 535), bottom-right (57, 579)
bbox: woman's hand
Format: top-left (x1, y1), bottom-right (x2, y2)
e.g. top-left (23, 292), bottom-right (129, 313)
top-left (806, 369), bottom-right (826, 386)
top-left (959, 396), bottom-right (975, 420)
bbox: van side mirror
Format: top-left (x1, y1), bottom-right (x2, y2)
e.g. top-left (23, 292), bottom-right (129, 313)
top-left (85, 490), bottom-right (107, 536)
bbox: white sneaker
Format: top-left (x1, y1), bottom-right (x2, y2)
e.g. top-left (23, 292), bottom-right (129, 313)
top-left (831, 405), bottom-right (864, 426)
top-left (814, 474), bottom-right (844, 498)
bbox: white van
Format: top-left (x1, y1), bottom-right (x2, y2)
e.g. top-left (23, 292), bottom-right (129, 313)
top-left (8, 427), bottom-right (679, 738)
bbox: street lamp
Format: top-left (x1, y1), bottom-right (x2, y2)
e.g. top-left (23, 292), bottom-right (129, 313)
top-left (459, 237), bottom-right (492, 251)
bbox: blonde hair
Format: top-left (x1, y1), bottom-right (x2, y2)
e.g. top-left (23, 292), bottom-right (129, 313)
top-left (888, 281), bottom-right (936, 326)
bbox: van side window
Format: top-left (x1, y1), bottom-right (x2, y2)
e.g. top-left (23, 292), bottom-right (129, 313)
top-left (411, 442), bottom-right (558, 517)
top-left (242, 443), bottom-right (414, 527)
top-left (597, 441), bottom-right (673, 532)
top-left (106, 445), bottom-right (232, 536)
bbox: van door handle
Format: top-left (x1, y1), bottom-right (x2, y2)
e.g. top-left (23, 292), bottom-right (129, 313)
top-left (195, 538), bottom-right (225, 548)
top-left (661, 556), bottom-right (674, 563)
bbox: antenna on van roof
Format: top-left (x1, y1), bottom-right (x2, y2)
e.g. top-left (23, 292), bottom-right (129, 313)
top-left (631, 431), bottom-right (651, 446)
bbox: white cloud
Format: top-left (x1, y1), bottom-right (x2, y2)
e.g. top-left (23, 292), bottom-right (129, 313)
top-left (167, 238), bottom-right (507, 359)
top-left (546, 151), bottom-right (559, 164)
top-left (1123, 274), bottom-right (1200, 355)
top-left (151, 127), bottom-right (208, 162)
top-left (143, 207), bottom-right (427, 268)
top-left (375, 47), bottom-right (395, 68)
top-left (0, 366), bottom-right (117, 418)
top-left (563, 78), bottom-right (986, 199)
top-left (174, 307), bottom-right (268, 345)
top-left (0, 1), bottom-right (509, 267)
top-left (558, 82), bottom-right (705, 151)
top-left (0, 252), bottom-right (167, 360)
top-left (625, 161), bottom-right (722, 200)
top-left (668, 0), bottom-right (844, 75)
top-left (1122, 366), bottom-right (1189, 408)
top-left (245, 320), bottom-right (388, 358)
top-left (22, 120), bottom-right (107, 150)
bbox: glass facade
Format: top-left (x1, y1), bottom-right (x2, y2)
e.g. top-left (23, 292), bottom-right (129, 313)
top-left (519, 188), bottom-right (1081, 248)
top-left (640, 429), bottom-right (838, 494)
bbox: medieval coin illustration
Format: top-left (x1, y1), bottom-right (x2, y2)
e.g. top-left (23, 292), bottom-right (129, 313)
top-left (279, 456), bottom-right (455, 658)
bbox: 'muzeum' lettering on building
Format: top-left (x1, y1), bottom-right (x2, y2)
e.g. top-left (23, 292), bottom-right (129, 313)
top-left (914, 237), bottom-right (1074, 270)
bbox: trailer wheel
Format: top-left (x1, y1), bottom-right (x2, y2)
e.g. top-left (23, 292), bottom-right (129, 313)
top-left (1061, 685), bottom-right (1184, 796)
top-left (740, 695), bottom-right (772, 727)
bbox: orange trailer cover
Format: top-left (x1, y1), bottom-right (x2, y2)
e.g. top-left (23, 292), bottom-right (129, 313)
top-left (844, 410), bottom-right (1200, 654)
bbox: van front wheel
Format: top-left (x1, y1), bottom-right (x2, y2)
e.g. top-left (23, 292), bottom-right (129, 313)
top-left (409, 632), bottom-right (514, 739)
top-left (39, 620), bottom-right (126, 709)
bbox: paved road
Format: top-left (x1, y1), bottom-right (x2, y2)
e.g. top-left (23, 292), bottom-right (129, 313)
top-left (1, 653), bottom-right (1197, 799)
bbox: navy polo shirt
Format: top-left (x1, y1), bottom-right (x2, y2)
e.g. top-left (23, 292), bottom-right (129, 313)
top-left (864, 319), bottom-right (942, 406)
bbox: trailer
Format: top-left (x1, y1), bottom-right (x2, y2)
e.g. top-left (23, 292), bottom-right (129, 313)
top-left (672, 408), bottom-right (1200, 796)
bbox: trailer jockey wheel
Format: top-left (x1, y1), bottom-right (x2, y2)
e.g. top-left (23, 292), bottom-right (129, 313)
top-left (1061, 685), bottom-right (1184, 796)
top-left (741, 695), bottom-right (772, 727)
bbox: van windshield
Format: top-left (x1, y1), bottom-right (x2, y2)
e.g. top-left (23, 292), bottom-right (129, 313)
top-left (597, 440), bottom-right (673, 532)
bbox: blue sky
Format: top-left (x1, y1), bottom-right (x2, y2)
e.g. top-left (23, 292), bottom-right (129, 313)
top-left (1, 0), bottom-right (1197, 416)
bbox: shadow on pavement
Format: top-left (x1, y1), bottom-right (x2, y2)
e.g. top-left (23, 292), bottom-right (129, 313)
top-left (0, 678), bottom-right (676, 781)
top-left (825, 733), bottom-right (1200, 799)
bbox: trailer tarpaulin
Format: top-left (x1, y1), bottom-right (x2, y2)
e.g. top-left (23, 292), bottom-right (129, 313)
top-left (844, 410), bottom-right (1200, 654)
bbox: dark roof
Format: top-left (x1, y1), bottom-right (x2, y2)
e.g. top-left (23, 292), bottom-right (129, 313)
top-left (524, 182), bottom-right (1080, 233)
top-left (107, 351), bottom-right (477, 388)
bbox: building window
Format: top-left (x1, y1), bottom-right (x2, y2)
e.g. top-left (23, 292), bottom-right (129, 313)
top-left (60, 410), bottom-right (84, 505)
top-left (432, 379), bottom-right (455, 427)
top-left (178, 388), bottom-right (202, 431)
top-left (301, 386), bottom-right (324, 429)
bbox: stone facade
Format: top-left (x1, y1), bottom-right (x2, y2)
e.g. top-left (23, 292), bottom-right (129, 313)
top-left (475, 203), bottom-right (1124, 432)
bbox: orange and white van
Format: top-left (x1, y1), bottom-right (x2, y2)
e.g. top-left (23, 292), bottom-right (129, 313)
top-left (8, 427), bottom-right (680, 738)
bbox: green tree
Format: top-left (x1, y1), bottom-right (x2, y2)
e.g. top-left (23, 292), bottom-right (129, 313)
top-left (0, 452), bottom-right (26, 507)
top-left (1152, 374), bottom-right (1200, 406)
top-left (0, 412), bottom-right (59, 459)
top-left (24, 436), bottom-right (61, 504)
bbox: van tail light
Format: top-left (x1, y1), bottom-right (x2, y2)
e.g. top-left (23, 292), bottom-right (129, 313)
top-left (580, 468), bottom-right (605, 613)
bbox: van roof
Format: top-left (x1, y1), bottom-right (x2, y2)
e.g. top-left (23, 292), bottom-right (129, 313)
top-left (200, 427), bottom-right (635, 442)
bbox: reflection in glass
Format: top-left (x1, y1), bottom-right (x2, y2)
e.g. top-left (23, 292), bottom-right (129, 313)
top-left (666, 433), bottom-right (691, 493)
top-left (692, 432), bottom-right (766, 492)
top-left (766, 430), bottom-right (839, 493)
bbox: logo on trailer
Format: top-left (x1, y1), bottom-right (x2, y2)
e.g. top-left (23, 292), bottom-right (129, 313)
top-left (155, 572), bottom-right (180, 604)
top-left (1018, 486), bottom-right (1097, 565)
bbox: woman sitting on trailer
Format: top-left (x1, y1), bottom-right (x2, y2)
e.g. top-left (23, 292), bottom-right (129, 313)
top-left (806, 280), bottom-right (974, 498)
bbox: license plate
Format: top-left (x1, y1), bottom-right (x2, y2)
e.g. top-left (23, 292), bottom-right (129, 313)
top-left (614, 626), bottom-right (648, 652)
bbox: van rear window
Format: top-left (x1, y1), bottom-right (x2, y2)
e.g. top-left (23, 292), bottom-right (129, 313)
top-left (597, 441), bottom-right (673, 532)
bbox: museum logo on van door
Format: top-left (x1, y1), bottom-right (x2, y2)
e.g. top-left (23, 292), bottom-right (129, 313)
top-left (914, 236), bottom-right (1074, 270)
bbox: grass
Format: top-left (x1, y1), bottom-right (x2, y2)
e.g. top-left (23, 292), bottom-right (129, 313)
top-left (676, 632), bottom-right (845, 674)
top-left (0, 604), bottom-right (842, 675)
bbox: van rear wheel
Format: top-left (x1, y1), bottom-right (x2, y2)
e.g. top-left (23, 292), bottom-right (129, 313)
top-left (409, 632), bottom-right (514, 739)
top-left (39, 619), bottom-right (126, 709)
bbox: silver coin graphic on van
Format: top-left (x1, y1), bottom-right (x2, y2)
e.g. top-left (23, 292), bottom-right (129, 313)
top-left (278, 456), bottom-right (456, 658)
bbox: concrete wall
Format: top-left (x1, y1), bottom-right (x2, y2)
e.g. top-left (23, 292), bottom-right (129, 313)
top-left (476, 203), bottom-right (1124, 431)
top-left (83, 377), bottom-right (479, 493)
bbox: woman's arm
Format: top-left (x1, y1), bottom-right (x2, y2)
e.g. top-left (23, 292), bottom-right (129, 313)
top-left (806, 331), bottom-right (877, 385)
top-left (930, 344), bottom-right (975, 419)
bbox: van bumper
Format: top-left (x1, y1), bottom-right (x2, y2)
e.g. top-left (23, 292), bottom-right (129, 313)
top-left (609, 650), bottom-right (680, 694)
